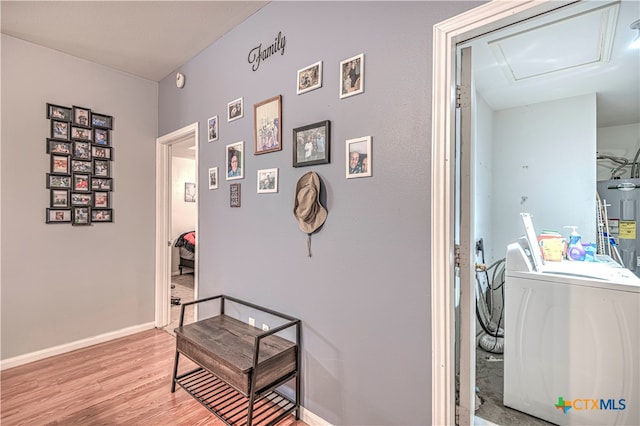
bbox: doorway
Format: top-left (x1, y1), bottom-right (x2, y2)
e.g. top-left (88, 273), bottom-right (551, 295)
top-left (155, 122), bottom-right (199, 330)
top-left (431, 0), bottom-right (638, 424)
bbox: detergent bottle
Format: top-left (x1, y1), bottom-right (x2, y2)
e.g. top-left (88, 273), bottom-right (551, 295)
top-left (565, 226), bottom-right (586, 261)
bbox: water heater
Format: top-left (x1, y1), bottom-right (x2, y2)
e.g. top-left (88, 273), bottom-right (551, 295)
top-left (597, 178), bottom-right (640, 277)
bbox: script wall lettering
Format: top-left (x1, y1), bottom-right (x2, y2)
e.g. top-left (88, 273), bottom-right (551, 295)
top-left (248, 31), bottom-right (286, 72)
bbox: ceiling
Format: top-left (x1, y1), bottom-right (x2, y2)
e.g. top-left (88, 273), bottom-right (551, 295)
top-left (2, 0), bottom-right (638, 131)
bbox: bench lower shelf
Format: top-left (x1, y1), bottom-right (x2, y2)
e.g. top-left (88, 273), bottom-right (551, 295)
top-left (175, 367), bottom-right (297, 426)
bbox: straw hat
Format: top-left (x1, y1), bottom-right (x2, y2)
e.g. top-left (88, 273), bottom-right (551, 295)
top-left (293, 171), bottom-right (327, 234)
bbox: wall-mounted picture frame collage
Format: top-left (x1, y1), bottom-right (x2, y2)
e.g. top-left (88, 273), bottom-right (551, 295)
top-left (45, 103), bottom-right (114, 225)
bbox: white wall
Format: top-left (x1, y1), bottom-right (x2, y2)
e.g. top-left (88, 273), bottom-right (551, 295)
top-left (1, 35), bottom-right (158, 360)
top-left (492, 94), bottom-right (597, 256)
top-left (474, 94), bottom-right (495, 263)
top-left (171, 156), bottom-right (196, 273)
top-left (597, 123), bottom-right (640, 180)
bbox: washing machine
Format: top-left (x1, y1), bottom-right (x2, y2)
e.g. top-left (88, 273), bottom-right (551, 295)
top-left (503, 213), bottom-right (640, 425)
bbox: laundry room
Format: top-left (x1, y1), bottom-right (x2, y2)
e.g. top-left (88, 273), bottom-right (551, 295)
top-left (457, 0), bottom-right (640, 425)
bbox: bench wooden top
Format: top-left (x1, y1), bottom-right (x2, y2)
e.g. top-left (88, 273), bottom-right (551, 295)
top-left (175, 315), bottom-right (296, 373)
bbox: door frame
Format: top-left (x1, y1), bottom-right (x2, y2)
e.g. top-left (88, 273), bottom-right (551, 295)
top-left (430, 1), bottom-right (575, 424)
top-left (155, 122), bottom-right (199, 327)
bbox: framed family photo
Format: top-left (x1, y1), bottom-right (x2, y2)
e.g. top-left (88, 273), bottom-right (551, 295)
top-left (226, 141), bottom-right (244, 180)
top-left (91, 113), bottom-right (113, 129)
top-left (297, 60), bottom-right (322, 95)
top-left (254, 95), bottom-right (282, 154)
top-left (47, 103), bottom-right (71, 121)
top-left (340, 53), bottom-right (364, 99)
top-left (208, 167), bottom-right (219, 190)
top-left (71, 126), bottom-right (92, 142)
top-left (227, 97), bottom-right (243, 122)
top-left (94, 128), bottom-right (109, 146)
top-left (92, 209), bottom-right (113, 222)
top-left (346, 136), bottom-right (372, 179)
top-left (47, 174), bottom-right (71, 189)
top-left (48, 139), bottom-right (71, 154)
top-left (207, 115), bottom-right (219, 142)
top-left (93, 191), bottom-right (110, 208)
top-left (51, 120), bottom-right (70, 140)
top-left (72, 105), bottom-right (91, 127)
top-left (72, 206), bottom-right (91, 226)
top-left (51, 189), bottom-right (70, 208)
top-left (293, 120), bottom-right (330, 167)
top-left (184, 182), bottom-right (196, 202)
top-left (257, 168), bottom-right (278, 194)
top-left (51, 154), bottom-right (70, 175)
top-left (46, 208), bottom-right (72, 223)
top-left (71, 192), bottom-right (92, 206)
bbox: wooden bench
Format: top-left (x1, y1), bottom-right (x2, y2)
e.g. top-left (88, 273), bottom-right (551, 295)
top-left (171, 295), bottom-right (301, 426)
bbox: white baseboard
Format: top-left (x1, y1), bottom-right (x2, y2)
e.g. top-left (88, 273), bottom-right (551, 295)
top-left (301, 406), bottom-right (332, 426)
top-left (0, 322), bottom-right (156, 371)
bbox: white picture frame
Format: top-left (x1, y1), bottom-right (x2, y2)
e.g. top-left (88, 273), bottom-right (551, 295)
top-left (227, 97), bottom-right (243, 122)
top-left (257, 168), bottom-right (278, 194)
top-left (226, 141), bottom-right (244, 181)
top-left (345, 136), bottom-right (372, 179)
top-left (207, 115), bottom-right (219, 142)
top-left (297, 60), bottom-right (323, 95)
top-left (208, 167), bottom-right (218, 190)
top-left (339, 53), bottom-right (364, 99)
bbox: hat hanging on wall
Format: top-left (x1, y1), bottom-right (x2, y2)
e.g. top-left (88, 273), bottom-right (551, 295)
top-left (293, 171), bottom-right (327, 257)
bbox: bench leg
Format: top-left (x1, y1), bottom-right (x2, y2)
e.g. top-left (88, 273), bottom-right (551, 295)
top-left (170, 350), bottom-right (180, 393)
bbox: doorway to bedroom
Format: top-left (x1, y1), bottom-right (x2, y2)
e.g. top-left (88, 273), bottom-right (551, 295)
top-left (155, 122), bottom-right (199, 334)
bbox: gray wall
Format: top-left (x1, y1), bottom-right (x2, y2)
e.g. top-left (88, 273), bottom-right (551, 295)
top-left (1, 35), bottom-right (158, 358)
top-left (159, 2), bottom-right (480, 424)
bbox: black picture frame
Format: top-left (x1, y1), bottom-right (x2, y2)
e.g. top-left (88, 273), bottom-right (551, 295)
top-left (71, 192), bottom-right (92, 206)
top-left (50, 154), bottom-right (70, 175)
top-left (46, 208), bottom-right (72, 223)
top-left (50, 120), bottom-right (70, 141)
top-left (91, 209), bottom-right (113, 222)
top-left (71, 126), bottom-right (92, 142)
top-left (293, 120), bottom-right (331, 167)
top-left (46, 174), bottom-right (71, 189)
top-left (93, 159), bottom-right (110, 177)
top-left (230, 183), bottom-right (241, 207)
top-left (73, 141), bottom-right (92, 160)
top-left (91, 113), bottom-right (113, 129)
top-left (72, 173), bottom-right (91, 192)
top-left (93, 128), bottom-right (110, 146)
top-left (72, 207), bottom-right (91, 226)
top-left (71, 159), bottom-right (92, 173)
top-left (93, 191), bottom-right (110, 208)
top-left (47, 103), bottom-right (71, 121)
top-left (92, 146), bottom-right (112, 160)
top-left (72, 105), bottom-right (92, 128)
top-left (50, 189), bottom-right (70, 208)
top-left (47, 139), bottom-right (72, 155)
top-left (91, 177), bottom-right (113, 191)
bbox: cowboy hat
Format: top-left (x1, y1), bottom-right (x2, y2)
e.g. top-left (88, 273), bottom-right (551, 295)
top-left (293, 171), bottom-right (327, 234)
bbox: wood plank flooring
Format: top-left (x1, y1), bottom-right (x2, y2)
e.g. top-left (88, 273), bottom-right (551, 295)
top-left (1, 329), bottom-right (306, 426)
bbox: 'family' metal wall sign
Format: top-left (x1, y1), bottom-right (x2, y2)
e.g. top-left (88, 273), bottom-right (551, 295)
top-left (248, 31), bottom-right (286, 72)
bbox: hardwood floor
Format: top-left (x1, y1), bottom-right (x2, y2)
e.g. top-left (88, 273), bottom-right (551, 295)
top-left (1, 329), bottom-right (306, 426)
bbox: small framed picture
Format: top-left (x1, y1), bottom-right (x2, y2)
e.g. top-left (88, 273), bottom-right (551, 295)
top-left (91, 177), bottom-right (113, 191)
top-left (93, 191), bottom-right (110, 208)
top-left (226, 141), bottom-right (244, 180)
top-left (92, 146), bottom-right (112, 160)
top-left (254, 95), bottom-right (282, 155)
top-left (72, 106), bottom-right (91, 127)
top-left (227, 97), bottom-right (243, 122)
top-left (51, 154), bottom-right (70, 175)
top-left (47, 103), bottom-right (71, 121)
top-left (50, 189), bottom-right (70, 208)
top-left (346, 136), bottom-right (372, 179)
top-left (93, 159), bottom-right (110, 177)
top-left (92, 209), bottom-right (113, 222)
top-left (73, 141), bottom-right (92, 160)
top-left (184, 182), bottom-right (196, 202)
top-left (71, 126), bottom-right (92, 142)
top-left (293, 120), bottom-right (330, 167)
top-left (92, 113), bottom-right (113, 129)
top-left (230, 183), bottom-right (241, 207)
top-left (73, 173), bottom-right (91, 192)
top-left (71, 160), bottom-right (92, 173)
top-left (47, 139), bottom-right (71, 154)
top-left (46, 208), bottom-right (72, 223)
top-left (297, 60), bottom-right (322, 95)
top-left (207, 116), bottom-right (219, 142)
top-left (94, 128), bottom-right (109, 146)
top-left (72, 206), bottom-right (91, 226)
top-left (46, 174), bottom-right (71, 189)
top-left (340, 53), bottom-right (364, 99)
top-left (50, 120), bottom-right (70, 140)
top-left (71, 192), bottom-right (92, 206)
top-left (208, 167), bottom-right (219, 190)
top-left (257, 168), bottom-right (278, 194)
